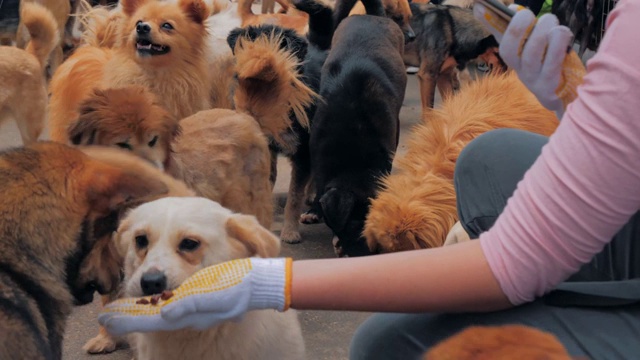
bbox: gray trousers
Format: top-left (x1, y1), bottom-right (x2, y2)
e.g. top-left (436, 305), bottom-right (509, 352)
top-left (350, 129), bottom-right (640, 360)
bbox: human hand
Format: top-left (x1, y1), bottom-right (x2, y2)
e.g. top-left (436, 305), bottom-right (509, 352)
top-left (474, 3), bottom-right (586, 119)
top-left (98, 257), bottom-right (292, 336)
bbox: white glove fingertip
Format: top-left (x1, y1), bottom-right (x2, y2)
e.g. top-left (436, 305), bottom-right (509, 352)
top-left (500, 8), bottom-right (537, 70)
top-left (540, 26), bottom-right (574, 82)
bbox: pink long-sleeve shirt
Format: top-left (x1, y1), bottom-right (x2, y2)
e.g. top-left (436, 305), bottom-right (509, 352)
top-left (479, 0), bottom-right (640, 305)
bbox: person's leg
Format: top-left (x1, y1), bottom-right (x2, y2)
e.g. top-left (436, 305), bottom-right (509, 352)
top-left (350, 300), bottom-right (640, 360)
top-left (454, 128), bottom-right (640, 282)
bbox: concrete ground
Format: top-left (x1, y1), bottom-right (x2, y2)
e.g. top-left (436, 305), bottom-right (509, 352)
top-left (0, 72), bottom-right (427, 359)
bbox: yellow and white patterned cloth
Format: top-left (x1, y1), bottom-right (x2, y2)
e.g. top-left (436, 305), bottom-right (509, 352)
top-left (99, 257), bottom-right (292, 336)
top-left (474, 2), bottom-right (587, 119)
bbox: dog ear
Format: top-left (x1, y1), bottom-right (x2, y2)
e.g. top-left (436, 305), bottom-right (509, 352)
top-left (69, 89), bottom-right (110, 145)
top-left (83, 161), bottom-right (169, 217)
top-left (319, 188), bottom-right (355, 233)
top-left (179, 0), bottom-right (209, 24)
top-left (225, 214), bottom-right (281, 258)
top-left (226, 27), bottom-right (244, 53)
top-left (280, 29), bottom-right (308, 64)
top-left (120, 0), bottom-right (150, 16)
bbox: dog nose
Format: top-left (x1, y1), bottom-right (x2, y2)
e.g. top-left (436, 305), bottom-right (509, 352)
top-left (140, 270), bottom-right (167, 295)
top-left (406, 29), bottom-right (416, 42)
top-left (136, 22), bottom-right (151, 34)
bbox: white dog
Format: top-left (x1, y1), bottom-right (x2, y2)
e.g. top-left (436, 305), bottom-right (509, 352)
top-left (116, 197), bottom-right (305, 360)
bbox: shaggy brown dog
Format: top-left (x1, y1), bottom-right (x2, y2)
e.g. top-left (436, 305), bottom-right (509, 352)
top-left (364, 72), bottom-right (559, 253)
top-left (0, 2), bottom-right (58, 145)
top-left (238, 0), bottom-right (310, 34)
top-left (47, 0), bottom-right (211, 143)
top-left (0, 142), bottom-right (169, 359)
top-left (423, 325), bottom-right (574, 360)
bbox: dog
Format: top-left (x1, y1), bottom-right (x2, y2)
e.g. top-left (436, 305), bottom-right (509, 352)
top-left (423, 325), bottom-right (574, 360)
top-left (0, 2), bottom-right (58, 145)
top-left (404, 2), bottom-right (507, 111)
top-left (0, 141), bottom-right (170, 359)
top-left (364, 71), bottom-right (559, 253)
top-left (238, 0), bottom-right (309, 34)
top-left (116, 197), bottom-right (305, 360)
top-left (347, 0), bottom-right (415, 42)
top-left (48, 0), bottom-right (212, 143)
top-left (0, 0), bottom-right (20, 45)
top-left (309, 13), bottom-right (407, 257)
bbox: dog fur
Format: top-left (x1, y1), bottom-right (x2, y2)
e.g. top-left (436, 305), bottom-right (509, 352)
top-left (237, 0), bottom-right (309, 34)
top-left (0, 2), bottom-right (58, 145)
top-left (117, 197), bottom-right (305, 360)
top-left (310, 14), bottom-right (407, 257)
top-left (364, 71), bottom-right (559, 253)
top-left (404, 2), bottom-right (507, 111)
top-left (0, 142), bottom-right (170, 359)
top-left (423, 325), bottom-right (573, 360)
top-left (47, 0), bottom-right (212, 142)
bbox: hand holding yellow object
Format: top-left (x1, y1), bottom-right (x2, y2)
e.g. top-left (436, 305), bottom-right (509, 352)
top-left (474, 3), bottom-right (586, 119)
top-left (98, 257), bottom-right (292, 336)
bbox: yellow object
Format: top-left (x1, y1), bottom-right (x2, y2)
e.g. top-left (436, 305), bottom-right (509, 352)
top-left (102, 258), bottom-right (255, 316)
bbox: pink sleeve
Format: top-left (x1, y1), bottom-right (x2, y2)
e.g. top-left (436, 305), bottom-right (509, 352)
top-left (479, 0), bottom-right (640, 306)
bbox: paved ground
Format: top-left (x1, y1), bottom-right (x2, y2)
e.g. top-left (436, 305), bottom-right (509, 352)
top-left (0, 72), bottom-right (426, 359)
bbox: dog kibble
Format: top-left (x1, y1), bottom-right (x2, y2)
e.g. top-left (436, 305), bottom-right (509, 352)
top-left (136, 298), bottom-right (150, 305)
top-left (150, 295), bottom-right (161, 305)
top-left (160, 290), bottom-right (174, 301)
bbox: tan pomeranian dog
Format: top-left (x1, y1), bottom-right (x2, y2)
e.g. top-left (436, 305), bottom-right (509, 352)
top-left (0, 2), bottom-right (58, 145)
top-left (364, 71), bottom-right (559, 253)
top-left (47, 0), bottom-right (212, 143)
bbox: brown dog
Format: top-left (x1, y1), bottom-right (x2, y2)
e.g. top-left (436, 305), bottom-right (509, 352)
top-left (0, 142), bottom-right (170, 359)
top-left (238, 0), bottom-right (310, 34)
top-left (0, 2), bottom-right (58, 145)
top-left (364, 72), bottom-right (559, 253)
top-left (424, 325), bottom-right (574, 360)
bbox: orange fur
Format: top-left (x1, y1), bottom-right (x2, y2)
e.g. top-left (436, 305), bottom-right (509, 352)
top-left (231, 32), bottom-right (316, 151)
top-left (238, 0), bottom-right (309, 34)
top-left (364, 71), bottom-right (559, 253)
top-left (424, 325), bottom-right (573, 360)
top-left (48, 0), bottom-right (211, 143)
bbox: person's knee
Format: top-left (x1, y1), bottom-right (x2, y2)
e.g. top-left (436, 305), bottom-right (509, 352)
top-left (350, 313), bottom-right (429, 360)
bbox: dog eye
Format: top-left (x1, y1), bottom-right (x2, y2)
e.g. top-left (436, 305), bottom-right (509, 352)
top-left (135, 235), bottom-right (149, 249)
top-left (116, 142), bottom-right (132, 150)
top-left (161, 22), bottom-right (173, 30)
top-left (148, 136), bottom-right (158, 147)
top-left (179, 238), bottom-right (200, 252)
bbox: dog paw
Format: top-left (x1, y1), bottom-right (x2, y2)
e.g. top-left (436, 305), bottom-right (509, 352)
top-left (83, 333), bottom-right (117, 354)
top-left (281, 229), bottom-right (302, 244)
top-left (299, 210), bottom-right (321, 224)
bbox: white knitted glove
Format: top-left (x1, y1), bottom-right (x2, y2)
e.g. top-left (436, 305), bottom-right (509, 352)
top-left (474, 3), bottom-right (586, 119)
top-left (98, 257), bottom-right (292, 336)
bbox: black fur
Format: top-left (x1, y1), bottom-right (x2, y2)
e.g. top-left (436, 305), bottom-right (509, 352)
top-left (310, 15), bottom-right (407, 257)
top-left (227, 24), bottom-right (308, 66)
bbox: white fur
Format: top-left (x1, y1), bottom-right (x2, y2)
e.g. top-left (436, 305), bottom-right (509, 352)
top-left (118, 197), bottom-right (305, 360)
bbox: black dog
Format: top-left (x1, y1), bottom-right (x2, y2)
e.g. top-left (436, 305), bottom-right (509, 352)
top-left (309, 14), bottom-right (407, 257)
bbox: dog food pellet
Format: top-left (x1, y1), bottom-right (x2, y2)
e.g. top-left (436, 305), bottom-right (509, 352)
top-left (150, 295), bottom-right (161, 305)
top-left (160, 290), bottom-right (174, 301)
top-left (136, 298), bottom-right (150, 305)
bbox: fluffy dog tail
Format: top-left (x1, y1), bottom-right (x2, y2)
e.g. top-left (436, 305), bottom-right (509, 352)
top-left (230, 27), bottom-right (317, 151)
top-left (21, 2), bottom-right (60, 70)
top-left (364, 71), bottom-right (559, 253)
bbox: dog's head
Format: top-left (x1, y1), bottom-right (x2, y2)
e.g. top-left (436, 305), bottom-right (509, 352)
top-left (120, 0), bottom-right (209, 65)
top-left (319, 188), bottom-right (375, 257)
top-left (117, 197), bottom-right (280, 296)
top-left (227, 24), bottom-right (309, 69)
top-left (68, 86), bottom-right (180, 171)
top-left (0, 142), bottom-right (170, 306)
top-left (383, 0), bottom-right (415, 43)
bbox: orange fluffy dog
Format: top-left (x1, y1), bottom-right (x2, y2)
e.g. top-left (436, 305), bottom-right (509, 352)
top-left (424, 325), bottom-right (574, 360)
top-left (238, 0), bottom-right (309, 34)
top-left (0, 2), bottom-right (58, 145)
top-left (364, 71), bottom-right (559, 253)
top-left (47, 0), bottom-right (211, 143)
